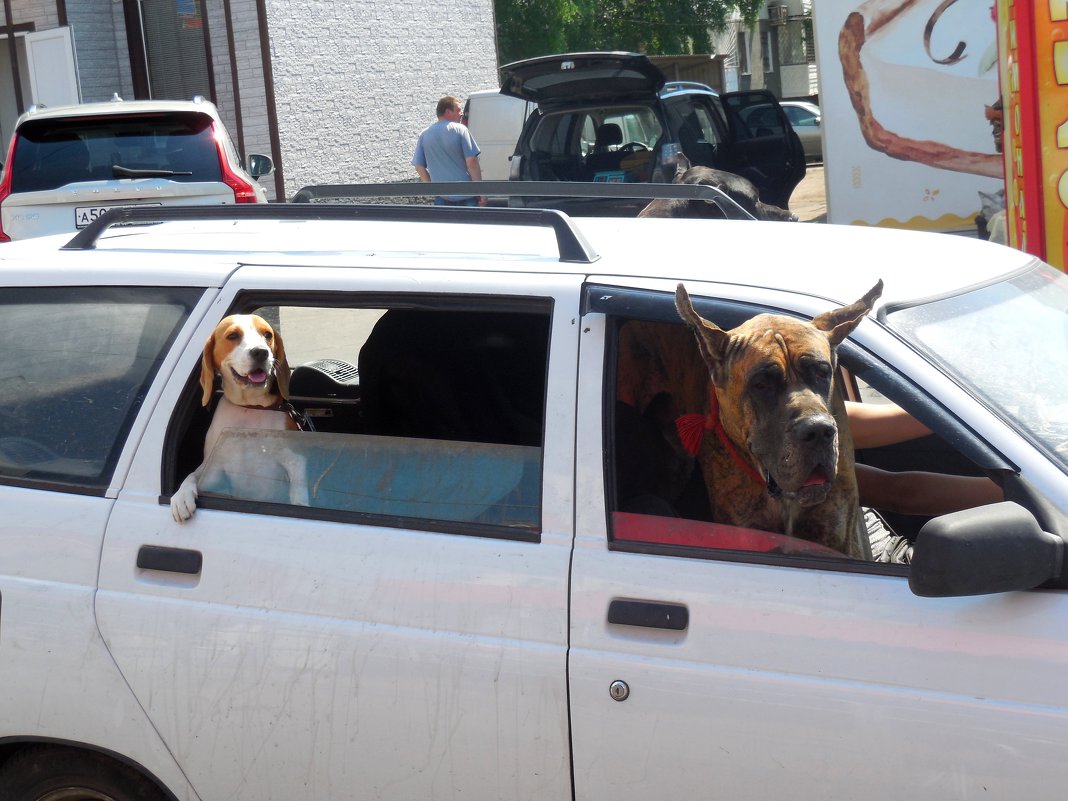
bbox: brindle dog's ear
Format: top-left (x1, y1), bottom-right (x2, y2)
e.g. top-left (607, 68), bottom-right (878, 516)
top-left (199, 331), bottom-right (217, 406)
top-left (675, 283), bottom-right (730, 373)
top-left (271, 327), bottom-right (292, 400)
top-left (812, 279), bottom-right (884, 349)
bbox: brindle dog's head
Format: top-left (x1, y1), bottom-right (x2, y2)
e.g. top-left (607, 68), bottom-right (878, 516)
top-left (675, 281), bottom-right (882, 509)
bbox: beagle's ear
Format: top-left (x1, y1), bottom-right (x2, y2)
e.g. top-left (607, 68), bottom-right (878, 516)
top-left (199, 331), bottom-right (217, 406)
top-left (271, 328), bottom-right (292, 399)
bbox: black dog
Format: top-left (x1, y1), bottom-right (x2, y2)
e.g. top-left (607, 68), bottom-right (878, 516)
top-left (638, 154), bottom-right (796, 221)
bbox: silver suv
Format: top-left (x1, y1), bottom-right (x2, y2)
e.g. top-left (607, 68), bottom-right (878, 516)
top-left (501, 52), bottom-right (806, 215)
top-left (0, 96), bottom-right (272, 241)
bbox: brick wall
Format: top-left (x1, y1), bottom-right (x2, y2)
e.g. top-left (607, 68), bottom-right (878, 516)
top-left (66, 0), bottom-right (134, 103)
top-left (264, 0), bottom-right (499, 198)
top-left (6, 0), bottom-right (498, 202)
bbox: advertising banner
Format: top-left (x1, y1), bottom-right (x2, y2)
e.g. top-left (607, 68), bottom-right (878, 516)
top-left (996, 0), bottom-right (1068, 270)
top-left (814, 0), bottom-right (1005, 231)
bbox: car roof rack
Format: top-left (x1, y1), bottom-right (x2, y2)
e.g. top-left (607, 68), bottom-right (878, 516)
top-left (291, 180), bottom-right (755, 220)
top-left (60, 202), bottom-right (601, 264)
top-left (661, 81), bottom-right (715, 94)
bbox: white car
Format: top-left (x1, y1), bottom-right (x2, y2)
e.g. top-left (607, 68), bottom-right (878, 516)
top-left (0, 202), bottom-right (1066, 801)
top-left (0, 96), bottom-right (272, 242)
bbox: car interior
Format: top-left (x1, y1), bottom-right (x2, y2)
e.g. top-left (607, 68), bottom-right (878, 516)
top-left (167, 301), bottom-right (552, 534)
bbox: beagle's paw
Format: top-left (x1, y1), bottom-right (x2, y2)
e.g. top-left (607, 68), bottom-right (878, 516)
top-left (171, 483), bottom-right (199, 522)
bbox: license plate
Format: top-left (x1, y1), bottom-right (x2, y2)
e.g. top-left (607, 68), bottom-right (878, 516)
top-left (74, 203), bottom-right (160, 229)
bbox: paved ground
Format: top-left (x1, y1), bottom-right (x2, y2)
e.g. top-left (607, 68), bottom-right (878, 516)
top-left (791, 164), bottom-right (827, 223)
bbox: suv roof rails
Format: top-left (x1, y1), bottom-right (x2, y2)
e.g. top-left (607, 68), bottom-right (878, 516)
top-left (662, 81), bottom-right (715, 94)
top-left (291, 180), bottom-right (755, 220)
top-left (59, 203), bottom-right (602, 264)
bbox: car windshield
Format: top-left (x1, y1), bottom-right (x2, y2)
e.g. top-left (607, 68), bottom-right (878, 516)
top-left (885, 263), bottom-right (1068, 473)
top-left (10, 111), bottom-right (222, 193)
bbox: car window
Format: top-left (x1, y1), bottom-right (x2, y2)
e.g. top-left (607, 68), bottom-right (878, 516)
top-left (0, 287), bottom-right (201, 489)
top-left (172, 300), bottom-right (551, 538)
top-left (597, 287), bottom-right (1016, 569)
top-left (11, 112), bottom-right (223, 193)
top-left (665, 98), bottom-right (723, 166)
top-left (784, 106), bottom-right (818, 127)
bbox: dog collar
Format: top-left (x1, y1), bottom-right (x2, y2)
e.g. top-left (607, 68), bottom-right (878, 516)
top-left (675, 385), bottom-right (765, 486)
top-left (232, 399), bottom-right (316, 432)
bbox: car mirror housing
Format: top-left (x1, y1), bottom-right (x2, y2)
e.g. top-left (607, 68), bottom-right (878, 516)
top-left (248, 153), bottom-right (274, 178)
top-left (909, 502), bottom-right (1064, 597)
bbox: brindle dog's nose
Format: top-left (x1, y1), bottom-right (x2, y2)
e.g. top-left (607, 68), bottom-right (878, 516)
top-left (795, 414), bottom-right (836, 445)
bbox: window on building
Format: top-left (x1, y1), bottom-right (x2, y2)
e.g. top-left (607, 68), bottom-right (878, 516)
top-left (125, 0), bottom-right (212, 100)
top-left (737, 27), bottom-right (776, 75)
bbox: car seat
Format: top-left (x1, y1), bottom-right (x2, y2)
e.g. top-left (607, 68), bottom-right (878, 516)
top-left (357, 309), bottom-right (549, 447)
top-left (585, 123), bottom-right (624, 176)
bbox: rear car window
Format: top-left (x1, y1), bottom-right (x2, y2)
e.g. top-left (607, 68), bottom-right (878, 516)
top-left (0, 287), bottom-right (201, 490)
top-left (172, 302), bottom-right (551, 538)
top-left (10, 112), bottom-right (223, 193)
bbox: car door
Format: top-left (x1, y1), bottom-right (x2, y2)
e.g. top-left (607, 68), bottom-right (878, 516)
top-left (717, 90), bottom-right (807, 208)
top-left (568, 278), bottom-right (1068, 801)
top-left (96, 265), bottom-right (582, 801)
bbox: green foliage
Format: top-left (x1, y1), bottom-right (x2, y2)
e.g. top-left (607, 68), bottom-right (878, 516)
top-left (495, 0), bottom-right (747, 64)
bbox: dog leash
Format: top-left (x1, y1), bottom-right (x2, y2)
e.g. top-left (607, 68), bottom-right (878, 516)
top-left (280, 402), bottom-right (316, 432)
top-left (675, 385), bottom-right (765, 486)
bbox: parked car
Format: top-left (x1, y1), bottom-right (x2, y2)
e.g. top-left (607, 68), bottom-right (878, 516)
top-left (462, 89), bottom-right (535, 181)
top-left (1, 199), bottom-right (1067, 801)
top-left (500, 51), bottom-right (806, 215)
top-left (0, 96), bottom-right (272, 242)
top-left (782, 99), bottom-right (822, 163)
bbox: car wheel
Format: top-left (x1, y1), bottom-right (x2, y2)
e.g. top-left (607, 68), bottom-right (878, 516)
top-left (0, 746), bottom-right (166, 801)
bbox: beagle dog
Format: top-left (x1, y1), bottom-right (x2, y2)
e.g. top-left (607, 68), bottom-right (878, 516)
top-left (170, 314), bottom-right (311, 522)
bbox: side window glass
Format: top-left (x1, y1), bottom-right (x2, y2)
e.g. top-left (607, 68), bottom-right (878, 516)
top-left (181, 302), bottom-right (551, 538)
top-left (670, 99), bottom-right (721, 166)
top-left (604, 294), bottom-right (1008, 567)
top-left (0, 287), bottom-right (201, 488)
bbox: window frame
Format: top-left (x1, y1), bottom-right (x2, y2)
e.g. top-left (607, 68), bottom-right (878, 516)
top-left (587, 282), bottom-right (1018, 574)
top-left (0, 285), bottom-right (202, 495)
top-left (163, 290), bottom-right (555, 542)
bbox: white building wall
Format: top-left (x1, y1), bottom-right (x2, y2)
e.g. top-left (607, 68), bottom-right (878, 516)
top-left (265, 0), bottom-right (498, 198)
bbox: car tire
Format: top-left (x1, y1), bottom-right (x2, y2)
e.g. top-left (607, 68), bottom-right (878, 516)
top-left (0, 745), bottom-right (166, 801)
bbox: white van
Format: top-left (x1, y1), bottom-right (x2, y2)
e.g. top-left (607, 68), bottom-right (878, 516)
top-left (463, 89), bottom-right (533, 181)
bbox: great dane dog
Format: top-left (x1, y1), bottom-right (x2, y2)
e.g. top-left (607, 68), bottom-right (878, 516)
top-left (673, 281), bottom-right (883, 557)
top-left (638, 154), bottom-right (797, 222)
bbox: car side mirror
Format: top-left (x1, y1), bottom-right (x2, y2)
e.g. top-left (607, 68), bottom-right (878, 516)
top-left (909, 502), bottom-right (1064, 597)
top-left (248, 153), bottom-right (274, 179)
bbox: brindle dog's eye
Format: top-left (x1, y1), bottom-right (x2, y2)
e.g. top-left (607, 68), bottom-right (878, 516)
top-left (750, 368), bottom-right (781, 395)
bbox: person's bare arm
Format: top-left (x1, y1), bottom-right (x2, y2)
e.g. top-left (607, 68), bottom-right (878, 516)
top-left (856, 463), bottom-right (1003, 515)
top-left (414, 165), bottom-right (431, 182)
top-left (466, 155), bottom-right (488, 206)
top-left (846, 401), bottom-right (931, 449)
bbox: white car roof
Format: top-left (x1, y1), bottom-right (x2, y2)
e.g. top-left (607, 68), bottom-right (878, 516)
top-left (16, 97), bottom-right (220, 125)
top-left (0, 215), bottom-right (1035, 314)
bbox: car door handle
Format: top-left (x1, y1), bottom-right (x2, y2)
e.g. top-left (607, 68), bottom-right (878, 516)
top-left (607, 599), bottom-right (688, 631)
top-left (137, 545), bottom-right (202, 575)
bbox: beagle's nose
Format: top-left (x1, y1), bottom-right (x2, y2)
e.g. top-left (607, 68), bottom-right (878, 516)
top-left (249, 346), bottom-right (270, 362)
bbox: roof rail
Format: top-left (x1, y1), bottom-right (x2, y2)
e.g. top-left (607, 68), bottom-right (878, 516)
top-left (291, 180), bottom-right (754, 220)
top-left (59, 203), bottom-right (601, 264)
top-left (662, 81), bottom-right (714, 93)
